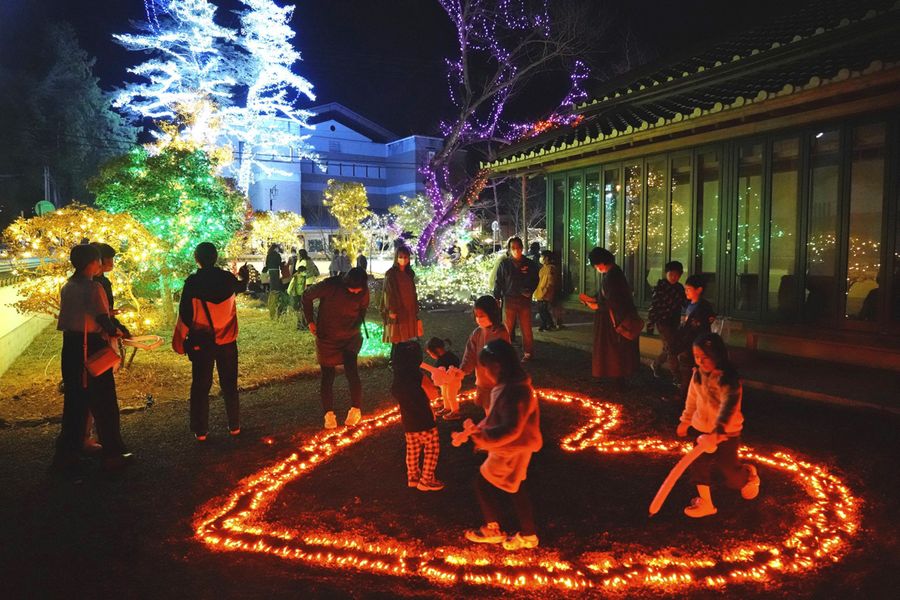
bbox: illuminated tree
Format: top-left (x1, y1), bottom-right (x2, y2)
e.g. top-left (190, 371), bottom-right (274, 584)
top-left (0, 204), bottom-right (164, 332)
top-left (323, 179), bottom-right (371, 257)
top-left (224, 0), bottom-right (319, 192)
top-left (388, 194), bottom-right (434, 241)
top-left (113, 0), bottom-right (238, 149)
top-left (360, 213), bottom-right (397, 259)
top-left (417, 0), bottom-right (590, 262)
top-left (90, 146), bottom-right (247, 322)
top-left (233, 210), bottom-right (305, 255)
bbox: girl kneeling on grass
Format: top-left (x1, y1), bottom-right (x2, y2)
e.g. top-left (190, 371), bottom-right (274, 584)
top-left (459, 295), bottom-right (510, 413)
top-left (677, 332), bottom-right (761, 518)
top-left (453, 339), bottom-right (542, 551)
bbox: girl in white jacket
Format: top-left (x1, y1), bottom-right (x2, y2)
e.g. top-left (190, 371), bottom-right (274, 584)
top-left (677, 333), bottom-right (760, 518)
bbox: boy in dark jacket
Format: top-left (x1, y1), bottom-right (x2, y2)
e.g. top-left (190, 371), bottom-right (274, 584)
top-left (392, 341), bottom-right (444, 491)
top-left (675, 274), bottom-right (717, 398)
top-left (647, 261), bottom-right (685, 380)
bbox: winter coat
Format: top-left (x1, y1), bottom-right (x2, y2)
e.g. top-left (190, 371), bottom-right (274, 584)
top-left (172, 267), bottom-right (240, 353)
top-left (381, 266), bottom-right (419, 343)
top-left (591, 265), bottom-right (640, 378)
top-left (459, 324), bottom-right (510, 389)
top-left (677, 299), bottom-right (717, 352)
top-left (534, 263), bottom-right (559, 302)
top-left (471, 375), bottom-right (542, 493)
top-left (647, 279), bottom-right (685, 328)
top-left (493, 256), bottom-right (539, 301)
top-left (679, 368), bottom-right (744, 436)
top-left (302, 276), bottom-right (370, 366)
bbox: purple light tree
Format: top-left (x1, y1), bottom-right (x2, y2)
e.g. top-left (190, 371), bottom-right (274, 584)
top-left (416, 0), bottom-right (589, 262)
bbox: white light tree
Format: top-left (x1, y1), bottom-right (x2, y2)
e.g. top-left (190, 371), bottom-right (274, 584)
top-left (113, 0), bottom-right (238, 149)
top-left (224, 0), bottom-right (319, 193)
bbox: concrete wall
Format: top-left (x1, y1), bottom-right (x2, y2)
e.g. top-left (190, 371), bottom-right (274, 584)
top-left (0, 285), bottom-right (53, 378)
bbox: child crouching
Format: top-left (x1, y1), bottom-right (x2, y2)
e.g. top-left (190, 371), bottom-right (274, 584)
top-left (453, 339), bottom-right (542, 551)
top-left (677, 333), bottom-right (760, 518)
top-left (392, 340), bottom-right (444, 492)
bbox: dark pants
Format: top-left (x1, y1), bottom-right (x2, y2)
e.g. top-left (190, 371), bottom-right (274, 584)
top-left (190, 341), bottom-right (240, 435)
top-left (653, 321), bottom-right (681, 377)
top-left (320, 351), bottom-right (361, 414)
top-left (688, 433), bottom-right (752, 488)
top-left (504, 296), bottom-right (534, 355)
top-left (474, 473), bottom-right (536, 535)
top-left (55, 333), bottom-right (127, 465)
top-left (537, 300), bottom-right (554, 330)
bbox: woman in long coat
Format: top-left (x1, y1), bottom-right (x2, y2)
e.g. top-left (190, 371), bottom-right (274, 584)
top-left (579, 247), bottom-right (640, 381)
top-left (381, 245), bottom-right (420, 343)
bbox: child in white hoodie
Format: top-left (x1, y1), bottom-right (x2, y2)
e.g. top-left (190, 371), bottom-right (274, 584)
top-left (453, 339), bottom-right (542, 551)
top-left (677, 333), bottom-right (760, 518)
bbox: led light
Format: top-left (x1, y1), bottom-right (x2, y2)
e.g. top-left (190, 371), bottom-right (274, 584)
top-left (194, 389), bottom-right (860, 592)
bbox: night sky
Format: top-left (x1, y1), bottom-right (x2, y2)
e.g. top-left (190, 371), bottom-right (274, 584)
top-left (1, 0), bottom-right (805, 136)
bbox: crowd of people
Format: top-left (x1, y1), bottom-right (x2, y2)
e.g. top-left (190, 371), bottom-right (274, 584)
top-left (52, 236), bottom-right (760, 552)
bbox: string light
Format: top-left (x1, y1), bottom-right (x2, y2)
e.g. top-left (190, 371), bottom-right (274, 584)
top-left (194, 389), bottom-right (860, 592)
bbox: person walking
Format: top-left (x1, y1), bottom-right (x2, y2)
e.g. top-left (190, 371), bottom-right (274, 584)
top-left (302, 267), bottom-right (370, 429)
top-left (579, 247), bottom-right (641, 385)
top-left (647, 261), bottom-right (686, 381)
top-left (381, 246), bottom-right (421, 347)
top-left (173, 242), bottom-right (241, 441)
top-left (493, 237), bottom-right (539, 362)
top-left (297, 248), bottom-right (320, 282)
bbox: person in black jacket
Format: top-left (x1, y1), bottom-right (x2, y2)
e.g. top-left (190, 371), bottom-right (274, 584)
top-left (674, 274), bottom-right (717, 399)
top-left (493, 237), bottom-right (539, 362)
top-left (172, 242), bottom-right (242, 441)
top-left (392, 340), bottom-right (443, 492)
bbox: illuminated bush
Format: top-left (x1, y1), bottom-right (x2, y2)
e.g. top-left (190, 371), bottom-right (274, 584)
top-left (1, 203), bottom-right (165, 332)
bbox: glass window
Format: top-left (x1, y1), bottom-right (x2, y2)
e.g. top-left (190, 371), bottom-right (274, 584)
top-left (623, 163), bottom-right (642, 293)
top-left (603, 168), bottom-right (621, 257)
top-left (806, 130), bottom-right (840, 322)
top-left (768, 138), bottom-right (800, 320)
top-left (551, 178), bottom-right (565, 258)
top-left (567, 176), bottom-right (584, 294)
top-left (846, 123), bottom-right (885, 321)
top-left (695, 152), bottom-right (719, 305)
top-left (670, 155), bottom-right (692, 270)
top-left (735, 142), bottom-right (763, 312)
top-left (584, 172), bottom-right (601, 296)
top-left (645, 158), bottom-right (667, 297)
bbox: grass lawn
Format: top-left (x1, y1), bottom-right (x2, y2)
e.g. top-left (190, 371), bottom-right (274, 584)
top-left (0, 295), bottom-right (386, 425)
top-left (0, 307), bottom-right (898, 598)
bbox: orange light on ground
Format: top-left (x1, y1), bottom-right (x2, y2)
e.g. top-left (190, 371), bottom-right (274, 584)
top-left (194, 389), bottom-right (860, 592)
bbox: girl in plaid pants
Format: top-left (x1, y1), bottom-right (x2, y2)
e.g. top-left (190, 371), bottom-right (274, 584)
top-left (391, 341), bottom-right (444, 491)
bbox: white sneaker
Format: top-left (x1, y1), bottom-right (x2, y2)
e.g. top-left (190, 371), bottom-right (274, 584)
top-left (323, 411), bottom-right (337, 429)
top-left (741, 465), bottom-right (761, 500)
top-left (345, 407), bottom-right (362, 427)
top-left (465, 523), bottom-right (505, 544)
top-left (684, 496), bottom-right (717, 518)
top-left (502, 533), bottom-right (539, 551)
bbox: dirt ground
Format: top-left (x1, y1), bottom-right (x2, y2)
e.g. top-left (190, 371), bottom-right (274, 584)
top-left (1, 308), bottom-right (898, 599)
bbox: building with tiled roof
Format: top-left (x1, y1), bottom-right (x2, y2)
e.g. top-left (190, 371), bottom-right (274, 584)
top-left (486, 0), bottom-right (900, 366)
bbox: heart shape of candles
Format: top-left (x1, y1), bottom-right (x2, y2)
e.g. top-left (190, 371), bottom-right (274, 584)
top-left (194, 389), bottom-right (859, 592)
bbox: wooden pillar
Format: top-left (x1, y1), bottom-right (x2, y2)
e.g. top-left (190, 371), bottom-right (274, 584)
top-left (521, 174), bottom-right (528, 246)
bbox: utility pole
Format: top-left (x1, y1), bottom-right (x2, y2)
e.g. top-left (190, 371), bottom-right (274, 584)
top-left (521, 174), bottom-right (527, 247)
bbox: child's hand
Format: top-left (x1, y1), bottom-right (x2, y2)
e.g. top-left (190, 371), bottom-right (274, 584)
top-left (451, 430), bottom-right (469, 447)
top-left (697, 433), bottom-right (720, 453)
top-left (676, 422), bottom-right (689, 437)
